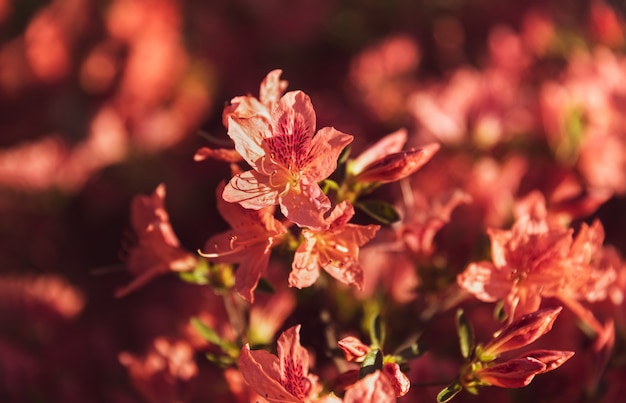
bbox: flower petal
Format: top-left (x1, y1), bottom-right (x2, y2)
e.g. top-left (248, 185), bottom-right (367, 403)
top-left (354, 143), bottom-right (440, 184)
top-left (306, 126), bottom-right (354, 181)
top-left (521, 349), bottom-right (575, 374)
top-left (457, 261), bottom-right (507, 302)
top-left (382, 362), bottom-right (411, 397)
top-left (349, 128), bottom-right (408, 175)
top-left (260, 69), bottom-right (288, 107)
top-left (238, 345), bottom-right (300, 403)
top-left (337, 336), bottom-right (370, 362)
top-left (475, 357), bottom-right (546, 388)
top-left (223, 170), bottom-right (280, 210)
top-left (279, 177), bottom-right (330, 228)
top-left (227, 115), bottom-right (272, 169)
top-left (290, 238), bottom-right (321, 289)
top-left (234, 247), bottom-right (271, 303)
top-left (278, 325), bottom-right (314, 400)
top-left (482, 307), bottom-right (563, 357)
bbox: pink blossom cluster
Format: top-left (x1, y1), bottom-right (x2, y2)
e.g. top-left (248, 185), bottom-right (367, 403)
top-left (2, 1), bottom-right (626, 403)
top-left (116, 61), bottom-right (625, 401)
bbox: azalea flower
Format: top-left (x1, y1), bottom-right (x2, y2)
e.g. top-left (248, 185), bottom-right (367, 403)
top-left (223, 90), bottom-right (353, 228)
top-left (238, 325), bottom-right (323, 403)
top-left (457, 190), bottom-right (619, 328)
top-left (289, 201), bottom-right (379, 289)
top-left (199, 182), bottom-right (287, 302)
top-left (116, 184), bottom-right (198, 298)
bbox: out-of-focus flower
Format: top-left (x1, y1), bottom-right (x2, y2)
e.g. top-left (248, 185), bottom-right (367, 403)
top-left (399, 189), bottom-right (472, 257)
top-left (521, 8), bottom-right (556, 56)
top-left (199, 182), bottom-right (287, 302)
top-left (410, 24), bottom-right (536, 149)
top-left (540, 47), bottom-right (626, 197)
top-left (119, 337), bottom-right (198, 403)
top-left (0, 274), bottom-right (85, 323)
top-left (116, 184), bottom-right (198, 297)
top-left (458, 191), bottom-right (573, 321)
top-left (223, 90), bottom-right (353, 228)
top-left (349, 35), bottom-right (421, 122)
top-left (238, 325), bottom-right (323, 403)
top-left (458, 191), bottom-right (620, 336)
top-left (290, 201), bottom-right (379, 290)
top-left (589, 1), bottom-right (625, 48)
top-left (0, 105), bottom-right (129, 193)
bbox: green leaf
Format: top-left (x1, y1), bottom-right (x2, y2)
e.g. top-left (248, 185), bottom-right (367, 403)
top-left (437, 382), bottom-right (462, 403)
top-left (191, 317), bottom-right (223, 345)
top-left (355, 199), bottom-right (400, 224)
top-left (190, 317), bottom-right (238, 357)
top-left (359, 348), bottom-right (383, 379)
top-left (455, 309), bottom-right (475, 360)
top-left (494, 300), bottom-right (507, 322)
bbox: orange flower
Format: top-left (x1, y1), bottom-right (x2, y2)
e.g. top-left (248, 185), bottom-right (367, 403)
top-left (199, 182), bottom-right (287, 302)
top-left (289, 201), bottom-right (379, 289)
top-left (116, 184), bottom-right (197, 298)
top-left (458, 190), bottom-right (620, 327)
top-left (223, 90), bottom-right (353, 228)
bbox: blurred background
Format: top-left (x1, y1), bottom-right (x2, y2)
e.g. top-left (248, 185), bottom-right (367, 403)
top-left (1, 0), bottom-right (626, 402)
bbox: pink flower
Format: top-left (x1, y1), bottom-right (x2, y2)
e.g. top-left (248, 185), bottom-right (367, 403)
top-left (457, 191), bottom-right (576, 321)
top-left (116, 184), bottom-right (197, 298)
top-left (458, 191), bottom-right (621, 333)
top-left (238, 325), bottom-right (321, 403)
top-left (119, 337), bottom-right (198, 403)
top-left (223, 90), bottom-right (353, 228)
top-left (199, 182), bottom-right (287, 302)
top-left (289, 201), bottom-right (379, 289)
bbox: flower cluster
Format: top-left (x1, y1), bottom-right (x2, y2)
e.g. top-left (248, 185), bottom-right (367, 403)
top-left (114, 65), bottom-right (626, 402)
top-left (4, 2), bottom-right (626, 402)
